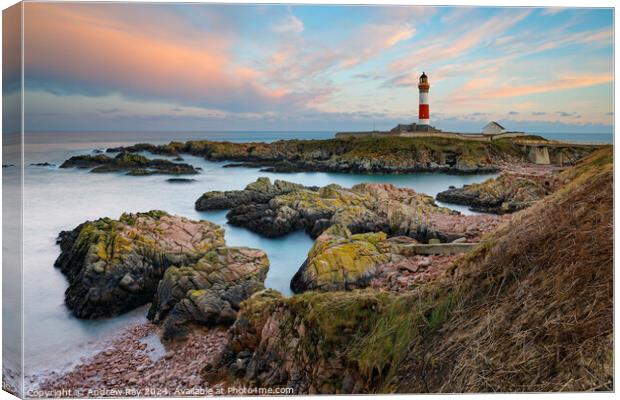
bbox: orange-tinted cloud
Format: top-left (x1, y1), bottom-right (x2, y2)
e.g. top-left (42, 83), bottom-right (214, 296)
top-left (3, 3), bottom-right (21, 90)
top-left (391, 9), bottom-right (531, 72)
top-left (450, 73), bottom-right (613, 102)
top-left (483, 74), bottom-right (613, 98)
top-left (24, 3), bottom-right (288, 111)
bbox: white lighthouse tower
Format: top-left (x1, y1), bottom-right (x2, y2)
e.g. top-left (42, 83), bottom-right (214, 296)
top-left (418, 72), bottom-right (430, 127)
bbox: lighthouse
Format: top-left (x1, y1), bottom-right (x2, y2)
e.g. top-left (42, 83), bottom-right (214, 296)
top-left (418, 72), bottom-right (430, 127)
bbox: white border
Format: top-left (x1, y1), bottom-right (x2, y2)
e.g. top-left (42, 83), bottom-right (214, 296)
top-left (0, 1), bottom-right (616, 400)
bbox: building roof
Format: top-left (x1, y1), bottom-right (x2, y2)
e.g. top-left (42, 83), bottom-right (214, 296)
top-left (484, 121), bottom-right (505, 130)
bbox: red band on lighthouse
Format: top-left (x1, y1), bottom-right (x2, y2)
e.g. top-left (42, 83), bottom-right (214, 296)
top-left (418, 72), bottom-right (430, 126)
top-left (419, 104), bottom-right (429, 119)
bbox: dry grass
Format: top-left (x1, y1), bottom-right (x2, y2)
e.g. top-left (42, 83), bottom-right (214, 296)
top-left (394, 148), bottom-right (613, 392)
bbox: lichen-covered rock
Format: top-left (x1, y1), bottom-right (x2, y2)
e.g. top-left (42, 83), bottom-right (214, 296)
top-left (209, 289), bottom-right (430, 394)
top-left (290, 225), bottom-right (393, 293)
top-left (198, 178), bottom-right (506, 294)
top-left (60, 152), bottom-right (199, 175)
top-left (147, 246), bottom-right (269, 340)
top-left (289, 224), bottom-right (463, 294)
top-left (54, 211), bottom-right (225, 318)
top-left (213, 178), bottom-right (492, 243)
top-left (436, 173), bottom-right (553, 213)
top-left (195, 177), bottom-right (315, 211)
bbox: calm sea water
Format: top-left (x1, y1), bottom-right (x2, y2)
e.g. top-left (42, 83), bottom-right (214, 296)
top-left (3, 130), bottom-right (612, 386)
top-left (533, 132), bottom-right (613, 144)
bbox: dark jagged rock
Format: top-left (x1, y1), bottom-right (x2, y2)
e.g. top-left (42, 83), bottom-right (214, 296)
top-left (204, 178), bottom-right (498, 242)
top-left (436, 173), bottom-right (554, 214)
top-left (60, 152), bottom-right (199, 175)
top-left (30, 162), bottom-right (55, 167)
top-left (106, 142), bottom-right (185, 156)
top-left (147, 246), bottom-right (269, 340)
top-left (208, 289), bottom-right (403, 394)
top-left (222, 162), bottom-right (265, 169)
top-left (54, 211), bottom-right (225, 318)
top-left (195, 177), bottom-right (316, 211)
top-left (60, 153), bottom-right (111, 168)
top-left (166, 178), bottom-right (197, 183)
top-left (2, 164), bottom-right (15, 168)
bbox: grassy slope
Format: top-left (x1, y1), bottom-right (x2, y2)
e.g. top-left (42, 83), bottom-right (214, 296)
top-left (394, 147), bottom-right (613, 392)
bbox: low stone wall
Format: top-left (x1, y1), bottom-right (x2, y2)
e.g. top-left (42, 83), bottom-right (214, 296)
top-left (335, 131), bottom-right (527, 142)
top-left (490, 132), bottom-right (527, 140)
top-left (335, 131), bottom-right (490, 141)
top-left (397, 243), bottom-right (477, 256)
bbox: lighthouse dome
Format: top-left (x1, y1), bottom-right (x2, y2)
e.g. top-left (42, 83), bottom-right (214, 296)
top-left (418, 72), bottom-right (430, 90)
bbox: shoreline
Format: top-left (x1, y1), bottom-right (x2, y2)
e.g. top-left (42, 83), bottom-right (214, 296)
top-left (93, 136), bottom-right (602, 177)
top-left (36, 323), bottom-right (228, 398)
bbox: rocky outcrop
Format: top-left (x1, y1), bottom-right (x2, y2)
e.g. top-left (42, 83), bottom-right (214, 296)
top-left (196, 179), bottom-right (506, 295)
top-left (208, 288), bottom-right (420, 394)
top-left (436, 173), bottom-right (554, 213)
top-left (290, 226), bottom-right (393, 293)
top-left (195, 177), bottom-right (315, 211)
top-left (147, 246), bottom-right (269, 340)
top-left (289, 224), bottom-right (477, 294)
top-left (60, 152), bottom-right (199, 175)
top-left (166, 178), bottom-right (197, 183)
top-left (225, 180), bottom-right (450, 239)
top-left (54, 211), bottom-right (226, 318)
top-left (198, 178), bottom-right (504, 242)
top-left (196, 178), bottom-right (508, 295)
top-left (104, 137), bottom-right (544, 174)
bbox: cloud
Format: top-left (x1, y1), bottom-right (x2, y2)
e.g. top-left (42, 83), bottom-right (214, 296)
top-left (272, 11), bottom-right (304, 34)
top-left (540, 8), bottom-right (565, 16)
top-left (486, 74), bottom-right (612, 99)
top-left (260, 18), bottom-right (416, 108)
top-left (513, 27), bottom-right (612, 55)
top-left (98, 108), bottom-right (119, 114)
top-left (508, 111), bottom-right (519, 115)
top-left (337, 23), bottom-right (415, 69)
top-left (2, 4), bottom-right (21, 94)
top-left (391, 9), bottom-right (531, 72)
top-left (450, 73), bottom-right (612, 102)
top-left (24, 3), bottom-right (292, 113)
top-left (555, 111), bottom-right (578, 117)
top-left (532, 111), bottom-right (547, 116)
top-left (382, 25), bottom-right (415, 47)
top-left (353, 73), bottom-right (385, 81)
top-left (382, 73), bottom-right (418, 88)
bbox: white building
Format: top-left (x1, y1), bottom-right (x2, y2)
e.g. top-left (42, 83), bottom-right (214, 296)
top-left (482, 121), bottom-right (506, 136)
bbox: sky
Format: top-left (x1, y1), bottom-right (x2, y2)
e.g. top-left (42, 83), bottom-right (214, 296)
top-left (6, 3), bottom-right (615, 133)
